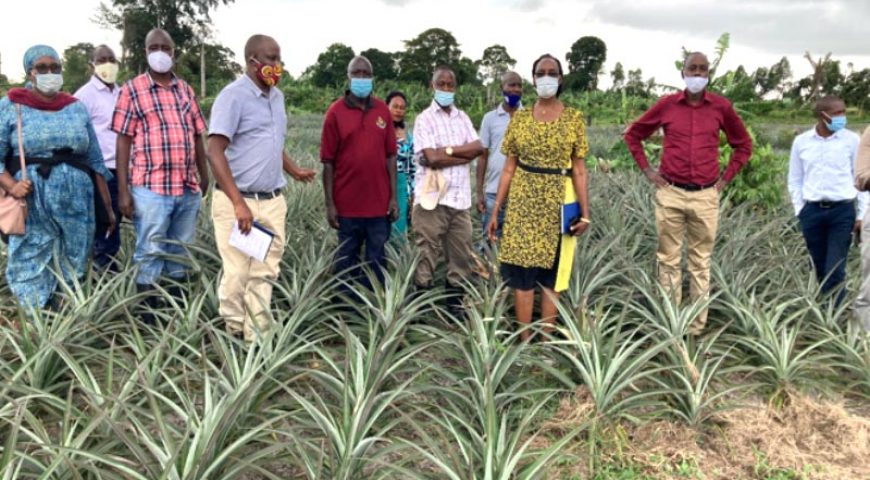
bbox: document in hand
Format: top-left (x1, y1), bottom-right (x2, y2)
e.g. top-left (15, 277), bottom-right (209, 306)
top-left (560, 201), bottom-right (582, 234)
top-left (228, 221), bottom-right (274, 262)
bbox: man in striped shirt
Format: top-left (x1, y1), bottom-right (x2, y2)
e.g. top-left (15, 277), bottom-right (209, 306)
top-left (412, 66), bottom-right (484, 316)
top-left (112, 28), bottom-right (210, 321)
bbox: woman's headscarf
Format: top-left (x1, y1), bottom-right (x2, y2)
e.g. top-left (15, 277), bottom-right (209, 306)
top-left (23, 45), bottom-right (60, 75)
top-left (7, 44), bottom-right (76, 111)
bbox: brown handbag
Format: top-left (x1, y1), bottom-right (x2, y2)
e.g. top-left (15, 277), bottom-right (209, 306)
top-left (0, 104), bottom-right (28, 235)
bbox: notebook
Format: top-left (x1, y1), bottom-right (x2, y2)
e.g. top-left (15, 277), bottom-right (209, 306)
top-left (228, 221), bottom-right (275, 262)
top-left (561, 201), bottom-right (582, 234)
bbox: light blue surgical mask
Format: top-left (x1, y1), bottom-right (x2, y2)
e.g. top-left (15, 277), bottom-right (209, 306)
top-left (35, 73), bottom-right (63, 95)
top-left (434, 89), bottom-right (455, 107)
top-left (350, 78), bottom-right (373, 98)
top-left (825, 115), bottom-right (847, 132)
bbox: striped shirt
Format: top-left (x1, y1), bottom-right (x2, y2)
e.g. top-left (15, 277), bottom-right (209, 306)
top-left (111, 72), bottom-right (206, 196)
top-left (413, 101), bottom-right (479, 210)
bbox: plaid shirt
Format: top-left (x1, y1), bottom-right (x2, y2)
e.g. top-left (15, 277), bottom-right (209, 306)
top-left (111, 73), bottom-right (206, 196)
top-left (413, 101), bottom-right (479, 210)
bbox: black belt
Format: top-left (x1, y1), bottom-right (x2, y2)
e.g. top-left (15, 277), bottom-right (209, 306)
top-left (665, 178), bottom-right (717, 191)
top-left (216, 184), bottom-right (283, 200)
top-left (807, 199), bottom-right (853, 209)
top-left (517, 161), bottom-right (572, 177)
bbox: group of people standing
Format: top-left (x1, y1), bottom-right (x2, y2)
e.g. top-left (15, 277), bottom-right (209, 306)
top-left (1, 31), bottom-right (869, 341)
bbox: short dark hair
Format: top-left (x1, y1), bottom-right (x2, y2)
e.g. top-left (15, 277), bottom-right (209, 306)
top-left (431, 65), bottom-right (456, 85)
top-left (385, 91), bottom-right (407, 106)
top-left (90, 44), bottom-right (113, 63)
top-left (532, 54), bottom-right (564, 97)
top-left (814, 95), bottom-right (844, 115)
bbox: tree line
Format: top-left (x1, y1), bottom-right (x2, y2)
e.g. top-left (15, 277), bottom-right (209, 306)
top-left (1, 0), bottom-right (867, 114)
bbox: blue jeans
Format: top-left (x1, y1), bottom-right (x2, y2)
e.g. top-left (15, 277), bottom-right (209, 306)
top-left (336, 216), bottom-right (390, 292)
top-left (481, 192), bottom-right (505, 239)
top-left (93, 170), bottom-right (120, 269)
top-left (798, 201), bottom-right (855, 304)
top-left (132, 186), bottom-right (201, 285)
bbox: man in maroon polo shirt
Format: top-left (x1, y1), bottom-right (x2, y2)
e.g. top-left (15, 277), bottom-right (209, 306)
top-left (321, 55), bottom-right (398, 296)
top-left (624, 52), bottom-right (752, 335)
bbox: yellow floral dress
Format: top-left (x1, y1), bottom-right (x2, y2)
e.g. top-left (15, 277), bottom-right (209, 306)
top-left (498, 107), bottom-right (588, 291)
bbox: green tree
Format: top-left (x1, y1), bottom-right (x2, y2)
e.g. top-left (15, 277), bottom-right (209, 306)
top-left (842, 68), bottom-right (870, 111)
top-left (398, 28), bottom-right (477, 85)
top-left (625, 68), bottom-right (649, 97)
top-left (360, 48), bottom-right (398, 81)
top-left (769, 57), bottom-right (792, 98)
top-left (96, 0), bottom-right (235, 73)
top-left (476, 44), bottom-right (516, 85)
top-left (62, 42), bottom-right (95, 93)
top-left (303, 43), bottom-right (355, 88)
top-left (609, 62), bottom-right (625, 91)
top-left (175, 42), bottom-right (241, 95)
top-left (564, 36), bottom-right (607, 91)
top-left (819, 60), bottom-right (844, 96)
top-left (718, 65), bottom-right (757, 102)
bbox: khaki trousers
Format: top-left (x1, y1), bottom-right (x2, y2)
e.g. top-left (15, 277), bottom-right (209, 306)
top-left (212, 189), bottom-right (287, 342)
top-left (654, 186), bottom-right (719, 334)
top-left (412, 204), bottom-right (472, 288)
top-left (855, 211), bottom-right (870, 331)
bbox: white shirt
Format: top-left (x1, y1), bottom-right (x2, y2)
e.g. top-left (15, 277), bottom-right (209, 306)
top-left (788, 127), bottom-right (868, 219)
top-left (74, 75), bottom-right (119, 169)
top-left (412, 101), bottom-right (479, 210)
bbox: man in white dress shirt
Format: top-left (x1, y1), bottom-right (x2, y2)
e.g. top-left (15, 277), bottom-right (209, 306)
top-left (75, 45), bottom-right (121, 270)
top-left (788, 95), bottom-right (868, 304)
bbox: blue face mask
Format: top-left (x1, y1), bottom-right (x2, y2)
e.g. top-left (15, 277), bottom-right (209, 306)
top-left (825, 115), bottom-right (847, 132)
top-left (350, 78), bottom-right (373, 98)
top-left (503, 92), bottom-right (521, 108)
top-left (434, 90), bottom-right (455, 107)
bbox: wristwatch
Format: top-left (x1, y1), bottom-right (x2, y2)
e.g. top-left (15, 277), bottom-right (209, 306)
top-left (445, 146), bottom-right (454, 157)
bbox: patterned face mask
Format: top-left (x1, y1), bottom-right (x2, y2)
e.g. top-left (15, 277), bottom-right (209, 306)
top-left (250, 57), bottom-right (283, 87)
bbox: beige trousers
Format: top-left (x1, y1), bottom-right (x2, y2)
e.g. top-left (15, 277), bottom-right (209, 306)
top-left (654, 186), bottom-right (719, 334)
top-left (412, 204), bottom-right (472, 288)
top-left (855, 211), bottom-right (870, 331)
top-left (212, 189), bottom-right (287, 342)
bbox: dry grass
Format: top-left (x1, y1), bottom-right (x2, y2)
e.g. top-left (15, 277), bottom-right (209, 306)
top-left (543, 387), bottom-right (870, 479)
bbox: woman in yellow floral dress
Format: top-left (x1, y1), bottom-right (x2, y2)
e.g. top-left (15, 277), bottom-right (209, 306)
top-left (485, 54), bottom-right (590, 341)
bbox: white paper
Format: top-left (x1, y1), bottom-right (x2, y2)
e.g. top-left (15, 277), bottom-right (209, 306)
top-left (228, 221), bottom-right (274, 262)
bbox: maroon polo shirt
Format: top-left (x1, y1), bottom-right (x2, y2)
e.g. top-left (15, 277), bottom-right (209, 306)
top-left (320, 93), bottom-right (397, 217)
top-left (624, 90), bottom-right (752, 186)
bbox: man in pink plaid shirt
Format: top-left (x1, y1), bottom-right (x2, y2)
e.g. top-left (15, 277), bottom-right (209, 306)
top-left (112, 28), bottom-right (210, 323)
top-left (412, 66), bottom-right (484, 317)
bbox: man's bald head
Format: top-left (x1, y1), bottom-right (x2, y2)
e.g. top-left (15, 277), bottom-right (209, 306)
top-left (145, 29), bottom-right (174, 50)
top-left (244, 34), bottom-right (278, 60)
top-left (501, 71), bottom-right (522, 88)
top-left (347, 56), bottom-right (373, 78)
top-left (814, 95), bottom-right (845, 117)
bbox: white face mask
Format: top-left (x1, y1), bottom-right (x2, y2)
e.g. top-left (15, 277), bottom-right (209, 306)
top-left (147, 51), bottom-right (173, 74)
top-left (535, 75), bottom-right (559, 98)
top-left (684, 76), bottom-right (708, 94)
top-left (35, 73), bottom-right (64, 95)
top-left (94, 62), bottom-right (119, 84)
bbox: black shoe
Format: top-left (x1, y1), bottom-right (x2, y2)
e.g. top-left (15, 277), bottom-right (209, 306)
top-left (444, 282), bottom-right (465, 320)
top-left (135, 284), bottom-right (160, 325)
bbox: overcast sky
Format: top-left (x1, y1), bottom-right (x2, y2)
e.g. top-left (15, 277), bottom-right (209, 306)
top-left (2, 0), bottom-right (868, 89)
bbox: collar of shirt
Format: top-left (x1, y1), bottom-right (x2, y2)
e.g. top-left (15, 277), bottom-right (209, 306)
top-left (89, 74), bottom-right (117, 93)
top-left (675, 89), bottom-right (712, 105)
top-left (146, 71), bottom-right (179, 90)
top-left (428, 100), bottom-right (460, 118)
top-left (496, 102), bottom-right (523, 116)
top-left (343, 91), bottom-right (373, 110)
top-left (241, 73), bottom-right (277, 99)
top-left (811, 126), bottom-right (846, 141)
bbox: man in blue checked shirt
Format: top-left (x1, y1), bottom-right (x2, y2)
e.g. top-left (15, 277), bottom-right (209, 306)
top-left (788, 95), bottom-right (868, 305)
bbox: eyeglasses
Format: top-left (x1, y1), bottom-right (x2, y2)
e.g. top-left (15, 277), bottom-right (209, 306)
top-left (32, 63), bottom-right (62, 74)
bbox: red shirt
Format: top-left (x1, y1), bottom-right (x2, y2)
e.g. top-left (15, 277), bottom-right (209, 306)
top-left (624, 90), bottom-right (752, 185)
top-left (320, 94), bottom-right (397, 217)
top-left (111, 73), bottom-right (207, 196)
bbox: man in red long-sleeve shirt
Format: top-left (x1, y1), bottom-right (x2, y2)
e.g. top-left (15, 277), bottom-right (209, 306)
top-left (624, 52), bottom-right (752, 335)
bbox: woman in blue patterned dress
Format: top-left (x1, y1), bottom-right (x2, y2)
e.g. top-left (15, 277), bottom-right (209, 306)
top-left (386, 91), bottom-right (415, 239)
top-left (0, 45), bottom-right (114, 309)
